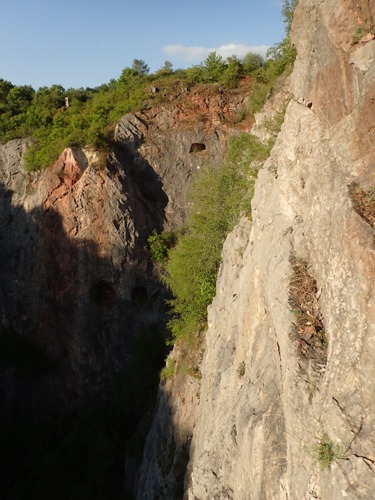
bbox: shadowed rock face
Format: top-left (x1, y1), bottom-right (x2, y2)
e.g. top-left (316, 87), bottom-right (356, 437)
top-left (0, 142), bottom-right (167, 415)
top-left (0, 83), bottom-right (248, 417)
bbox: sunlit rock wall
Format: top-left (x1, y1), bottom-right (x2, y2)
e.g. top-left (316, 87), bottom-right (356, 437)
top-left (187, 0), bottom-right (375, 498)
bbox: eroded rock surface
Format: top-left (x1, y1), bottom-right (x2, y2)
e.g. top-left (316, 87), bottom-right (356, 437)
top-left (186, 1), bottom-right (375, 499)
top-left (135, 343), bottom-right (201, 499)
top-left (0, 141), bottom-right (163, 414)
top-left (115, 82), bottom-right (250, 228)
top-left (0, 83), bottom-right (248, 416)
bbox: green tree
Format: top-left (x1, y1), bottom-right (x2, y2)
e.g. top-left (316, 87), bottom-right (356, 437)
top-left (266, 0), bottom-right (298, 66)
top-left (161, 60), bottom-right (173, 74)
top-left (165, 133), bottom-right (270, 340)
top-left (28, 85), bottom-right (66, 127)
top-left (65, 87), bottom-right (91, 104)
top-left (6, 85), bottom-right (34, 115)
top-left (118, 66), bottom-right (143, 90)
top-left (155, 60), bottom-right (174, 77)
top-left (0, 79), bottom-right (14, 111)
top-left (184, 65), bottom-right (205, 85)
top-left (220, 55), bottom-right (244, 89)
top-left (148, 230), bottom-right (176, 263)
top-left (131, 58), bottom-right (150, 76)
top-left (282, 0), bottom-right (298, 35)
top-left (242, 52), bottom-right (264, 73)
top-left (34, 85), bottom-right (65, 107)
top-left (203, 52), bottom-right (227, 82)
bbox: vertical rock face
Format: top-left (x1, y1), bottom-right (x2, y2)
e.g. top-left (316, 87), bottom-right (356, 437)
top-left (0, 84), bottom-right (248, 416)
top-left (0, 141), bottom-right (163, 414)
top-left (115, 82), bottom-right (250, 228)
top-left (185, 1), bottom-right (375, 499)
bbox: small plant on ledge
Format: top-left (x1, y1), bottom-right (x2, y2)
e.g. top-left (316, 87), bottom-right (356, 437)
top-left (311, 433), bottom-right (347, 470)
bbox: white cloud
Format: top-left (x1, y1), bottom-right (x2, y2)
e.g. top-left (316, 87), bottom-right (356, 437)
top-left (216, 43), bottom-right (269, 59)
top-left (163, 44), bottom-right (209, 62)
top-left (163, 43), bottom-right (269, 63)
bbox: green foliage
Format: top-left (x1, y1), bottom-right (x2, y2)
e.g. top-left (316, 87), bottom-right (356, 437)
top-left (0, 79), bottom-right (14, 106)
top-left (262, 105), bottom-right (289, 146)
top-left (203, 51), bottom-right (227, 82)
top-left (282, 0), bottom-right (298, 35)
top-left (243, 2), bottom-right (298, 119)
top-left (266, 37), bottom-right (297, 70)
top-left (6, 85), bottom-right (35, 115)
top-left (165, 133), bottom-right (270, 340)
top-left (0, 6), bottom-right (297, 171)
top-left (131, 58), bottom-right (150, 76)
top-left (242, 52), bottom-right (265, 73)
top-left (247, 80), bottom-right (271, 115)
top-left (118, 67), bottom-right (143, 90)
top-left (220, 55), bottom-right (244, 89)
top-left (312, 433), bottom-right (347, 470)
top-left (225, 131), bottom-right (271, 167)
top-left (266, 0), bottom-right (298, 69)
top-left (160, 357), bottom-right (176, 381)
top-left (24, 138), bottom-right (67, 171)
top-left (183, 65), bottom-right (205, 85)
top-left (247, 48), bottom-right (294, 118)
top-left (148, 230), bottom-right (176, 263)
top-left (0, 73), bottom-right (150, 170)
top-left (154, 60), bottom-right (174, 77)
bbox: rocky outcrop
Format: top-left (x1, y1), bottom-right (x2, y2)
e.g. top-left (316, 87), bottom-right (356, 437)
top-left (135, 342), bottom-right (201, 499)
top-left (0, 82), bottom-right (249, 417)
top-left (135, 77), bottom-right (291, 499)
top-left (0, 140), bottom-right (163, 414)
top-left (185, 1), bottom-right (375, 498)
top-left (115, 82), bottom-right (251, 228)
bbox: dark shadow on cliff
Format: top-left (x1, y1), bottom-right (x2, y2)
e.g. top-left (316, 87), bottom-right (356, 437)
top-left (133, 380), bottom-right (195, 500)
top-left (0, 181), bottom-right (171, 499)
top-left (111, 138), bottom-right (169, 228)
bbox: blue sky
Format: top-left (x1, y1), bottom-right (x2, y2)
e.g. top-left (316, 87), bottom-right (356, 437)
top-left (0, 0), bottom-right (286, 90)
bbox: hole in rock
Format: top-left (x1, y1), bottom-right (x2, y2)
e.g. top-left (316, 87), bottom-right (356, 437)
top-left (131, 286), bottom-right (148, 304)
top-left (189, 143), bottom-right (206, 153)
top-left (89, 280), bottom-right (116, 304)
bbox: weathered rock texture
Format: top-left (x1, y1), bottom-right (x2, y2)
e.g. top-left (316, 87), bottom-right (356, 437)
top-left (0, 84), bottom-right (248, 416)
top-left (135, 326), bottom-right (208, 499)
top-left (115, 81), bottom-right (251, 228)
top-left (0, 141), bottom-right (162, 414)
top-left (185, 1), bottom-right (375, 498)
top-left (134, 76), bottom-right (291, 499)
top-left (135, 342), bottom-right (202, 499)
top-left (135, 0), bottom-right (375, 498)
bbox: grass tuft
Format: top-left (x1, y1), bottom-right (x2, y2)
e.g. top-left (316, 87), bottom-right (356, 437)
top-left (312, 433), bottom-right (347, 470)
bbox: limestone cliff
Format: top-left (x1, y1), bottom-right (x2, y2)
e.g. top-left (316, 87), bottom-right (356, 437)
top-left (1, 1), bottom-right (374, 495)
top-left (0, 84), bottom-right (247, 416)
top-left (139, 0), bottom-right (375, 499)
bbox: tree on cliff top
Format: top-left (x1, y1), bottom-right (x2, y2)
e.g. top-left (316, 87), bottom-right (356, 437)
top-left (203, 52), bottom-right (226, 82)
top-left (266, 0), bottom-right (298, 68)
top-left (131, 58), bottom-right (150, 76)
